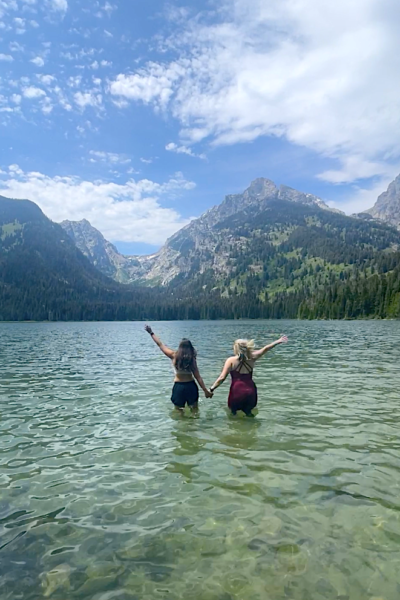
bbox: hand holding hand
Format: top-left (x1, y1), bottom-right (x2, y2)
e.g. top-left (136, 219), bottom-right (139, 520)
top-left (205, 389), bottom-right (214, 399)
top-left (145, 324), bottom-right (154, 335)
top-left (278, 335), bottom-right (288, 344)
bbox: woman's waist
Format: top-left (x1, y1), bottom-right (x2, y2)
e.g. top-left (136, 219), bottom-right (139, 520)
top-left (174, 374), bottom-right (194, 383)
top-left (230, 372), bottom-right (253, 380)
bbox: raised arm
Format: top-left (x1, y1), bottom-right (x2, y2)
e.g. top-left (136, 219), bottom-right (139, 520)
top-left (210, 358), bottom-right (233, 393)
top-left (145, 325), bottom-right (175, 359)
top-left (192, 360), bottom-right (213, 398)
top-left (252, 335), bottom-right (288, 360)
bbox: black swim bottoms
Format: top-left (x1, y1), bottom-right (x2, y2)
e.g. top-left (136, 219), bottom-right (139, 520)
top-left (171, 381), bottom-right (199, 408)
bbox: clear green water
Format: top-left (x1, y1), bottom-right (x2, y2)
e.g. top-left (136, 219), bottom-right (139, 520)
top-left (1, 320), bottom-right (400, 600)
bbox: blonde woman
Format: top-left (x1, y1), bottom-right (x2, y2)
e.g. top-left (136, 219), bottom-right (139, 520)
top-left (210, 335), bottom-right (288, 416)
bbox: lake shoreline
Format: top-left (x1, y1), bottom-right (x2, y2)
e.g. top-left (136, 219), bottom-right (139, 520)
top-left (1, 316), bottom-right (398, 324)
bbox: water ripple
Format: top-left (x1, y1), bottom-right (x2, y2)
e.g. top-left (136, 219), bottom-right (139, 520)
top-left (1, 320), bottom-right (400, 599)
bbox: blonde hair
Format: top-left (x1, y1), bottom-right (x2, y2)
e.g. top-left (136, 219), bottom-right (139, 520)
top-left (233, 339), bottom-right (255, 359)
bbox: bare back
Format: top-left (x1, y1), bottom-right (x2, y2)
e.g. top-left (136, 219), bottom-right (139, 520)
top-left (228, 355), bottom-right (256, 374)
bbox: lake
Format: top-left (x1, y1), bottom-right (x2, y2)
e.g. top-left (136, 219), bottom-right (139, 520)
top-left (1, 320), bottom-right (400, 600)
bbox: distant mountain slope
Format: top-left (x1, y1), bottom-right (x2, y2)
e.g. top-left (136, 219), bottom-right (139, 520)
top-left (121, 179), bottom-right (399, 298)
top-left (60, 219), bottom-right (141, 283)
top-left (2, 188), bottom-right (400, 321)
top-left (364, 173), bottom-right (400, 229)
top-left (59, 178), bottom-right (345, 286)
top-left (122, 178), bottom-right (346, 285)
top-left (0, 195), bottom-right (166, 321)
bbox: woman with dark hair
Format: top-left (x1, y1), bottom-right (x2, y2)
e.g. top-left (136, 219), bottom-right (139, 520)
top-left (145, 325), bottom-right (213, 411)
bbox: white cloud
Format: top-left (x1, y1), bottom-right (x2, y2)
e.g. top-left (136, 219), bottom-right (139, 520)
top-left (23, 86), bottom-right (46, 99)
top-left (109, 0), bottom-right (400, 187)
top-left (140, 157), bottom-right (153, 164)
top-left (41, 98), bottom-right (53, 114)
top-left (0, 53), bottom-right (13, 61)
top-left (112, 97), bottom-right (129, 109)
top-left (166, 142), bottom-right (206, 160)
top-left (0, 166), bottom-right (195, 245)
top-left (328, 175), bottom-right (398, 215)
top-left (0, 0), bottom-right (17, 18)
top-left (30, 56), bottom-right (45, 67)
top-left (110, 62), bottom-right (184, 107)
top-left (14, 17), bottom-right (26, 33)
top-left (49, 0), bottom-right (67, 13)
top-left (11, 93), bottom-right (21, 103)
top-left (36, 74), bottom-right (55, 85)
top-left (89, 150), bottom-right (131, 165)
top-left (74, 91), bottom-right (102, 110)
top-left (9, 41), bottom-right (24, 52)
top-left (318, 156), bottom-right (395, 184)
top-left (103, 2), bottom-right (115, 14)
top-left (68, 75), bottom-right (82, 87)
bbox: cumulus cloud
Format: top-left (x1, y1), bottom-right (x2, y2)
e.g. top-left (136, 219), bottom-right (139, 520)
top-left (30, 56), bottom-right (45, 67)
top-left (36, 74), bottom-right (56, 85)
top-left (14, 17), bottom-right (26, 33)
top-left (0, 53), bottom-right (13, 61)
top-left (49, 0), bottom-right (67, 13)
top-left (110, 62), bottom-right (185, 107)
top-left (23, 86), bottom-right (46, 98)
top-left (109, 0), bottom-right (400, 185)
top-left (0, 166), bottom-right (195, 245)
top-left (74, 91), bottom-right (103, 110)
top-left (166, 142), bottom-right (206, 160)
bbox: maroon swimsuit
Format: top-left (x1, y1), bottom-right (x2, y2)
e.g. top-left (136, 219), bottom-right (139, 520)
top-left (228, 357), bottom-right (257, 415)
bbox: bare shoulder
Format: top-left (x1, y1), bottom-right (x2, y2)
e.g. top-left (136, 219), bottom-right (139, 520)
top-left (226, 356), bottom-right (236, 368)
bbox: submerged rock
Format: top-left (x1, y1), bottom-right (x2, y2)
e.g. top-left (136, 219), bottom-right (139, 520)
top-left (41, 563), bottom-right (71, 597)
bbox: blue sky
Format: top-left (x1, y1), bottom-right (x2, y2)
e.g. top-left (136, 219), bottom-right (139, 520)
top-left (1, 0), bottom-right (400, 254)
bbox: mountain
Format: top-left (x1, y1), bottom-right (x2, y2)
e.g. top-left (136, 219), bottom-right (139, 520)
top-left (121, 178), bottom-right (345, 285)
top-left (60, 179), bottom-right (346, 287)
top-left (0, 195), bottom-right (175, 321)
top-left (2, 183), bottom-right (400, 321)
top-left (364, 173), bottom-right (400, 228)
top-left (60, 219), bottom-right (142, 283)
top-left (123, 178), bottom-right (399, 291)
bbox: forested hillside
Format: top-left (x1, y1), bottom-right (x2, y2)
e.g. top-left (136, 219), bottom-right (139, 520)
top-left (1, 192), bottom-right (400, 321)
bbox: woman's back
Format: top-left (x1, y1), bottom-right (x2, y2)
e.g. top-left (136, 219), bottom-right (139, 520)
top-left (229, 355), bottom-right (255, 375)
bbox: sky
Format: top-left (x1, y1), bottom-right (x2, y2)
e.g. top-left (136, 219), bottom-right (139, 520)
top-left (1, 0), bottom-right (400, 255)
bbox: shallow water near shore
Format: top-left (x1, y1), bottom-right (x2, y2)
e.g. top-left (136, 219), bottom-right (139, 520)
top-left (1, 320), bottom-right (400, 600)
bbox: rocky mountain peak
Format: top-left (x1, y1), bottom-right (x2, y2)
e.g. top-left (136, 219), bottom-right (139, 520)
top-left (366, 173), bottom-right (400, 228)
top-left (244, 178), bottom-right (278, 199)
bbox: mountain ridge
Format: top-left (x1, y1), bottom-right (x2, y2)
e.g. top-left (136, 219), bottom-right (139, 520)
top-left (2, 175), bottom-right (400, 321)
top-left (365, 174), bottom-right (400, 229)
top-left (61, 177), bottom-right (345, 286)
top-left (60, 218), bottom-right (141, 283)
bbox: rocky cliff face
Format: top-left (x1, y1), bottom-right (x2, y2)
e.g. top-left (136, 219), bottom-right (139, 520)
top-left (131, 178), bottom-right (343, 285)
top-left (60, 178), bottom-right (343, 286)
top-left (60, 219), bottom-right (144, 283)
top-left (365, 174), bottom-right (400, 228)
